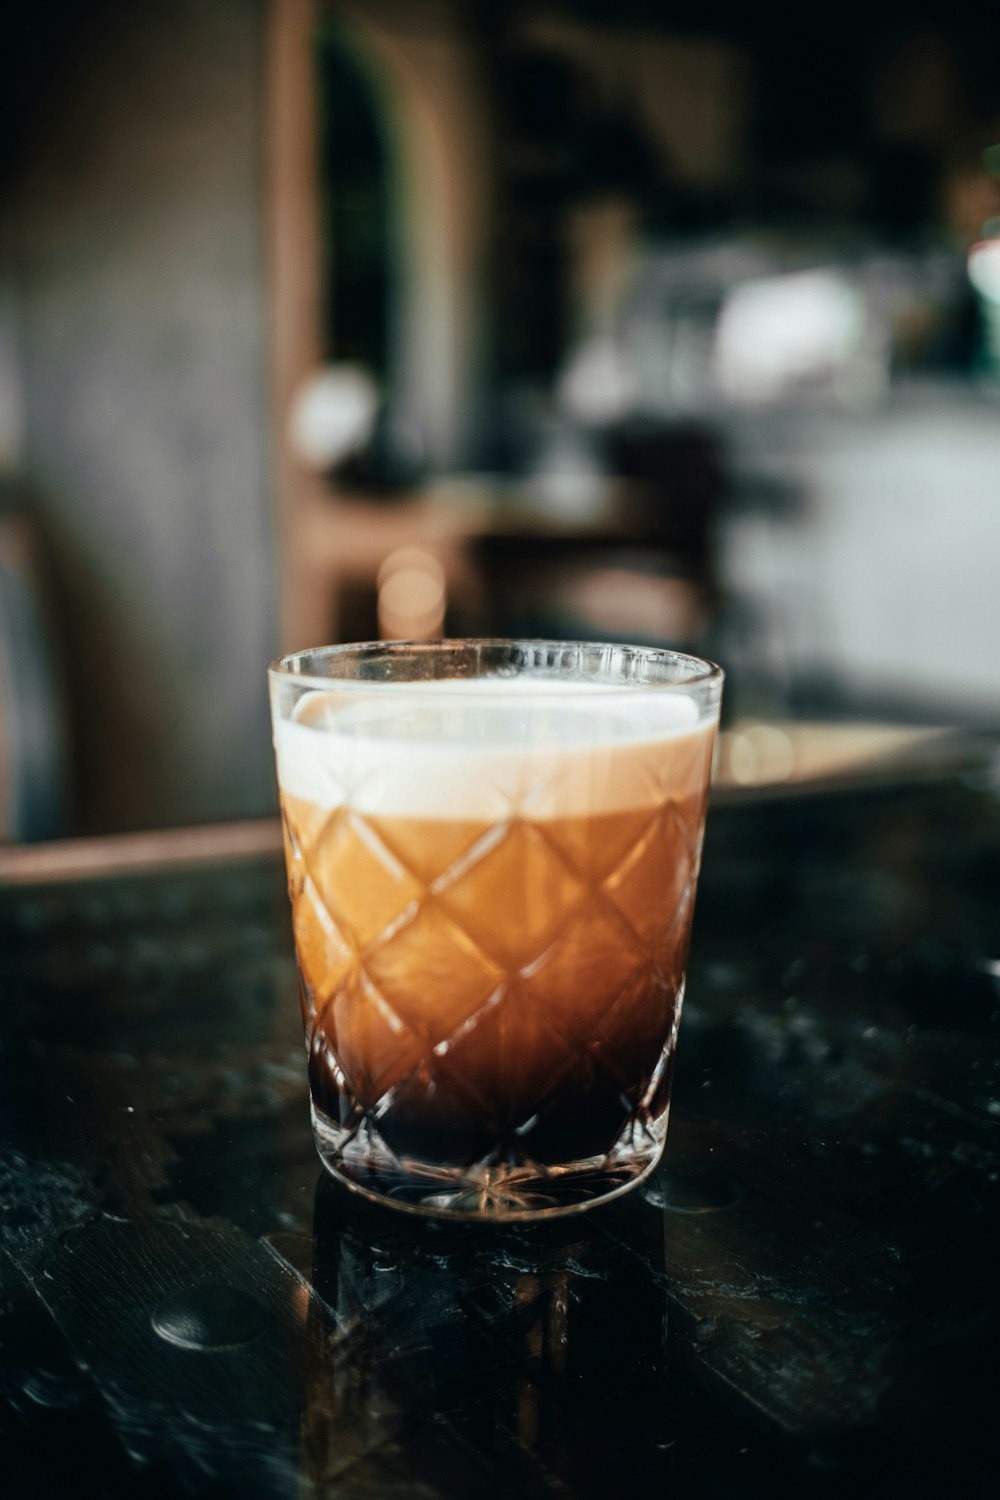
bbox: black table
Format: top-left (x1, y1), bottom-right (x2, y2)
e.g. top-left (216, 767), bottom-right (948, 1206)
top-left (2, 756), bottom-right (999, 1498)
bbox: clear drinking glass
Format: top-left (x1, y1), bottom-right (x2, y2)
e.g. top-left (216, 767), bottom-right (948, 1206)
top-left (269, 640), bottom-right (722, 1220)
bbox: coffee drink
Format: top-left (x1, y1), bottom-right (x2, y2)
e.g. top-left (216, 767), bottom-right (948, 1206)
top-left (274, 677), bottom-right (716, 1208)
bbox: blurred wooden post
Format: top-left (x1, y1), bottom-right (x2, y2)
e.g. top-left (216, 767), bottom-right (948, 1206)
top-left (265, 0), bottom-right (331, 653)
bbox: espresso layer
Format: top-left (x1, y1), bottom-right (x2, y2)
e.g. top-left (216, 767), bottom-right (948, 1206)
top-left (282, 779), bottom-right (708, 1165)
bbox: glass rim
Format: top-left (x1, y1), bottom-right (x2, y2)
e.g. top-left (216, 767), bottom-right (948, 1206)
top-left (268, 638), bottom-right (724, 697)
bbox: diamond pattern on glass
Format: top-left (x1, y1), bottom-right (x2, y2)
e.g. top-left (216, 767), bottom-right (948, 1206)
top-left (366, 811), bottom-right (496, 888)
top-left (585, 957), bottom-right (676, 1084)
top-left (326, 970), bottom-right (427, 1107)
top-left (301, 805), bottom-right (423, 949)
top-left (601, 801), bottom-right (695, 942)
top-left (426, 975), bottom-right (573, 1130)
top-left (539, 803), bottom-right (662, 882)
top-left (521, 898), bottom-right (646, 1038)
top-left (282, 733), bottom-right (707, 1187)
top-left (292, 874), bottom-right (354, 1006)
top-left (435, 818), bottom-right (586, 968)
top-left (649, 880), bottom-right (696, 984)
top-left (361, 899), bottom-right (504, 1048)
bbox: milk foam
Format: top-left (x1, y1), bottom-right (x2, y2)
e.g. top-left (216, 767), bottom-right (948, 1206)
top-left (274, 677), bottom-right (712, 820)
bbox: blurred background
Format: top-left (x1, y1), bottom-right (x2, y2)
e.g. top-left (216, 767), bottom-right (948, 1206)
top-left (1, 0), bottom-right (998, 840)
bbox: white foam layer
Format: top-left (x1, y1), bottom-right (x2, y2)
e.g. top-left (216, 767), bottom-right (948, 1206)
top-left (274, 678), bottom-right (714, 819)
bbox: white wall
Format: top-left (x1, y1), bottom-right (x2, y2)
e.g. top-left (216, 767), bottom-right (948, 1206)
top-left (718, 379), bottom-right (1000, 721)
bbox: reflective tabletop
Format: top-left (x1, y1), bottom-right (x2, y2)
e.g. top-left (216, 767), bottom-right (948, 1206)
top-left (2, 747), bottom-right (998, 1497)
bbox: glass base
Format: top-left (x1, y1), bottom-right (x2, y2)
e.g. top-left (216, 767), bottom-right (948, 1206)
top-left (311, 1102), bottom-right (668, 1221)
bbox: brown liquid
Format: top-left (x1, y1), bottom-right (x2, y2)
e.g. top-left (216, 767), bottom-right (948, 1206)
top-left (281, 733), bottom-right (713, 1169)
